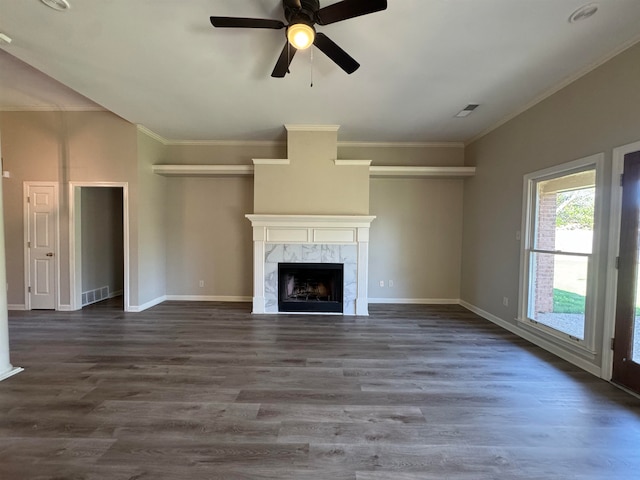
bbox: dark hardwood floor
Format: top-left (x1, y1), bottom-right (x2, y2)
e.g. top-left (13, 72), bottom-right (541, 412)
top-left (1, 300), bottom-right (639, 479)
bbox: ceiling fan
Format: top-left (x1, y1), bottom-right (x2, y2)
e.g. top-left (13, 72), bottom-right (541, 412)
top-left (210, 0), bottom-right (388, 77)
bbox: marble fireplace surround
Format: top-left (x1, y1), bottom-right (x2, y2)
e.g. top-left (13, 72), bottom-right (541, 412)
top-left (246, 214), bottom-right (376, 315)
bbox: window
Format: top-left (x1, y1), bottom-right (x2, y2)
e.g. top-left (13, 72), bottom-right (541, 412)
top-left (519, 154), bottom-right (603, 351)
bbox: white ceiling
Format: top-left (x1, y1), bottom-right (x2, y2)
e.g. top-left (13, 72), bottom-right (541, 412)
top-left (1, 0), bottom-right (640, 143)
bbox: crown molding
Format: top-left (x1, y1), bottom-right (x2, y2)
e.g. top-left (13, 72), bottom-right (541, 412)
top-left (169, 139), bottom-right (286, 147)
top-left (338, 141), bottom-right (464, 149)
top-left (137, 125), bottom-right (168, 145)
top-left (0, 105), bottom-right (104, 112)
top-left (135, 126), bottom-right (463, 149)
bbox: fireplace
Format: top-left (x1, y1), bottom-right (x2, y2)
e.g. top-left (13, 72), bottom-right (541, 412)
top-left (278, 263), bottom-right (343, 313)
top-left (246, 214), bottom-right (375, 315)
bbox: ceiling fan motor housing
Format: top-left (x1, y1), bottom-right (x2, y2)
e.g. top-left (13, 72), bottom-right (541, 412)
top-left (284, 0), bottom-right (319, 25)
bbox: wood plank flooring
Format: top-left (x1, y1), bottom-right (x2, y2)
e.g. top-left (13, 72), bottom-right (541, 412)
top-left (2, 300), bottom-right (639, 479)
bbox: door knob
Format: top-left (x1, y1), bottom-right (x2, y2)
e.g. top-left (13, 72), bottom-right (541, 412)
top-left (46, 252), bottom-right (54, 257)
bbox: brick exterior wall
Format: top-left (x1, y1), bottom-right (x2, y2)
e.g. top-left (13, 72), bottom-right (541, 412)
top-left (534, 192), bottom-right (557, 313)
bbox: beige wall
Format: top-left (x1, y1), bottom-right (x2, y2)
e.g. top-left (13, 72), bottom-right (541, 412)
top-left (162, 139), bottom-right (462, 302)
top-left (165, 143), bottom-right (286, 165)
top-left (135, 130), bottom-right (167, 307)
top-left (462, 41), bottom-right (640, 369)
top-left (0, 111), bottom-right (138, 307)
top-left (369, 178), bottom-right (463, 300)
top-left (1, 114), bottom-right (467, 307)
top-left (339, 144), bottom-right (464, 167)
top-left (165, 176), bottom-right (253, 297)
top-left (254, 129), bottom-right (370, 215)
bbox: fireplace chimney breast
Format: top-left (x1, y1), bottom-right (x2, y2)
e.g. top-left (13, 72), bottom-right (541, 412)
top-left (253, 125), bottom-right (370, 215)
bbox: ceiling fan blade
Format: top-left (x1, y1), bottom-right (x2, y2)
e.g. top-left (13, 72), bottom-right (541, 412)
top-left (316, 0), bottom-right (387, 26)
top-left (210, 17), bottom-right (285, 29)
top-left (313, 32), bottom-right (359, 74)
top-left (272, 42), bottom-right (298, 78)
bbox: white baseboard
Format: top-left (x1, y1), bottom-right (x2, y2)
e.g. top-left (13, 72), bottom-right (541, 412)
top-left (165, 295), bottom-right (252, 302)
top-left (7, 304), bottom-right (26, 311)
top-left (128, 295), bottom-right (167, 313)
top-left (58, 304), bottom-right (74, 311)
top-left (368, 298), bottom-right (460, 305)
top-left (0, 366), bottom-right (24, 382)
top-left (109, 289), bottom-right (124, 299)
top-left (459, 300), bottom-right (601, 377)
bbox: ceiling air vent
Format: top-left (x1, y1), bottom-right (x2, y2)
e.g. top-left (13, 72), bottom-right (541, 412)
top-left (455, 104), bottom-right (479, 118)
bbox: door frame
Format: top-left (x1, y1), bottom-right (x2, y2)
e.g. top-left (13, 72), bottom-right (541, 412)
top-left (603, 139), bottom-right (640, 381)
top-left (69, 182), bottom-right (130, 312)
top-left (23, 181), bottom-right (60, 311)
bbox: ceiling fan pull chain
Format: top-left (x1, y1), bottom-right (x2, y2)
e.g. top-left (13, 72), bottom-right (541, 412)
top-left (310, 45), bottom-right (314, 87)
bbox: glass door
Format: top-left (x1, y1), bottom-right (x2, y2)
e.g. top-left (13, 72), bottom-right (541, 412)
top-left (612, 150), bottom-right (640, 394)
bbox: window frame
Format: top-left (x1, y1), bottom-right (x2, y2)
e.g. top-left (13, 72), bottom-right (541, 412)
top-left (518, 153), bottom-right (604, 354)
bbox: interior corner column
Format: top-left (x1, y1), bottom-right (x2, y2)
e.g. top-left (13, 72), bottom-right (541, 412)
top-left (355, 226), bottom-right (370, 316)
top-left (252, 225), bottom-right (266, 314)
top-left (0, 131), bottom-right (23, 381)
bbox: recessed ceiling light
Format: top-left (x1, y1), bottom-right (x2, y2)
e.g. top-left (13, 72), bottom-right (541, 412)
top-left (569, 3), bottom-right (598, 23)
top-left (40, 0), bottom-right (71, 12)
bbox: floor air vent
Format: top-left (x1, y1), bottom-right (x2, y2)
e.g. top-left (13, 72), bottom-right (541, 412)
top-left (82, 286), bottom-right (110, 307)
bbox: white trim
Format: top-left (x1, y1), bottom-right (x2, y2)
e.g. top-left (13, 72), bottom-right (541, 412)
top-left (7, 304), bottom-right (26, 311)
top-left (168, 139), bottom-right (286, 147)
top-left (285, 124), bottom-right (340, 132)
top-left (602, 139), bottom-right (640, 380)
top-left (136, 125), bottom-right (168, 145)
top-left (23, 182), bottom-right (59, 311)
top-left (460, 300), bottom-right (601, 377)
top-left (0, 105), bottom-right (103, 112)
top-left (369, 298), bottom-right (460, 304)
top-left (130, 126), bottom-right (465, 149)
top-left (152, 165), bottom-right (254, 176)
top-left (57, 304), bottom-right (74, 312)
top-left (165, 295), bottom-right (252, 302)
top-left (246, 214), bottom-right (376, 228)
top-left (0, 366), bottom-right (24, 382)
top-left (339, 141), bottom-right (465, 149)
top-left (467, 35), bottom-right (640, 146)
top-left (127, 295), bottom-right (253, 312)
top-left (151, 164), bottom-right (474, 178)
top-left (246, 215), bottom-right (375, 316)
top-left (252, 159), bottom-right (290, 165)
top-left (334, 159), bottom-right (372, 166)
top-left (370, 166), bottom-right (475, 178)
top-left (128, 295), bottom-right (167, 312)
top-left (518, 153), bottom-right (604, 353)
top-left (515, 317), bottom-right (597, 357)
top-left (69, 182), bottom-right (130, 312)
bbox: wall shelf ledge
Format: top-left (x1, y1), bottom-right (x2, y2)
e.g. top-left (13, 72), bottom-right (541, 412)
top-left (153, 164), bottom-right (475, 178)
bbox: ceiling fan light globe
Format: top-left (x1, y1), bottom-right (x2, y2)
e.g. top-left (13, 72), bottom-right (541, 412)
top-left (287, 23), bottom-right (315, 50)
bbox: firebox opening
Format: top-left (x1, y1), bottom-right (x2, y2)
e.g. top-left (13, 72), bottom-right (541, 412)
top-left (278, 263), bottom-right (344, 313)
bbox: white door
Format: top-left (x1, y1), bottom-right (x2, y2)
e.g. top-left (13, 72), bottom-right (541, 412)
top-left (27, 184), bottom-right (57, 309)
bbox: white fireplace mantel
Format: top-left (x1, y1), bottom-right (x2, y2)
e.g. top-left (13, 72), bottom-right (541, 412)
top-left (246, 214), bottom-right (375, 315)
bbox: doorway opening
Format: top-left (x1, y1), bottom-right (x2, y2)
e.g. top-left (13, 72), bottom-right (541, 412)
top-left (69, 183), bottom-right (130, 312)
